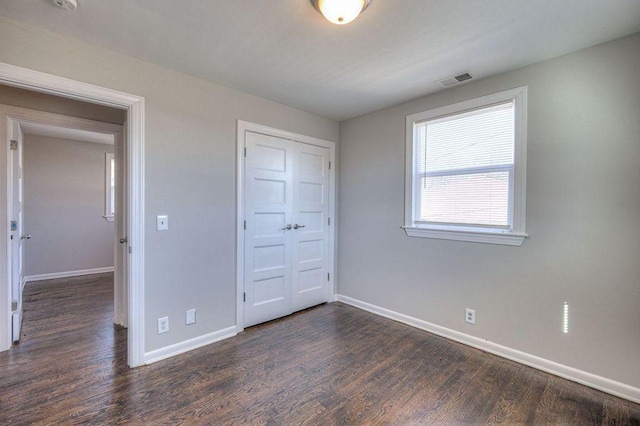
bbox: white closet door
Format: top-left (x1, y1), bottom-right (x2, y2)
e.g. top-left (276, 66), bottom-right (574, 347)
top-left (291, 142), bottom-right (330, 311)
top-left (243, 132), bottom-right (332, 328)
top-left (244, 131), bottom-right (294, 327)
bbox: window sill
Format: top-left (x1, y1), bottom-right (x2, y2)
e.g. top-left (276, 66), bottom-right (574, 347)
top-left (402, 226), bottom-right (527, 246)
top-left (103, 215), bottom-right (115, 222)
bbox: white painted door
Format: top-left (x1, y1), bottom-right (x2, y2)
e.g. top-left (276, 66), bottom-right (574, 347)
top-left (114, 126), bottom-right (128, 327)
top-left (244, 132), bottom-right (294, 327)
top-left (291, 142), bottom-right (331, 311)
top-left (9, 119), bottom-right (25, 342)
top-left (243, 132), bottom-right (330, 327)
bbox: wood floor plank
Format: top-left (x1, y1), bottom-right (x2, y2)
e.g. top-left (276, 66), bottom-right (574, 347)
top-left (602, 396), bottom-right (631, 425)
top-left (1, 274), bottom-right (639, 424)
top-left (486, 365), bottom-right (548, 424)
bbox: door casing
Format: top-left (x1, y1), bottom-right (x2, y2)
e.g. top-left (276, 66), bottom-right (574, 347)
top-left (0, 62), bottom-right (146, 367)
top-left (236, 120), bottom-right (336, 332)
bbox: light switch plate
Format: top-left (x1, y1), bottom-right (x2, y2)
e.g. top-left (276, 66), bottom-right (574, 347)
top-left (156, 215), bottom-right (168, 231)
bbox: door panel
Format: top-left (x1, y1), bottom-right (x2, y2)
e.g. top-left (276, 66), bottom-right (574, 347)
top-left (114, 126), bottom-right (128, 327)
top-left (244, 132), bottom-right (293, 327)
top-left (292, 143), bottom-right (330, 311)
top-left (9, 119), bottom-right (24, 342)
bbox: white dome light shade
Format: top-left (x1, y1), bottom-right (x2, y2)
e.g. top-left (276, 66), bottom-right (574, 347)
top-left (312, 0), bottom-right (371, 25)
top-left (52, 0), bottom-right (77, 10)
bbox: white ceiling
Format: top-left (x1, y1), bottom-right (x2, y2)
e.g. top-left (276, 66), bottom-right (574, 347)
top-left (1, 0), bottom-right (639, 121)
top-left (20, 121), bottom-right (114, 145)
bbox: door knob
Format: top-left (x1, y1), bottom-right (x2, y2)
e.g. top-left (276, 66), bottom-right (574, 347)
top-left (119, 237), bottom-right (128, 244)
top-left (281, 224), bottom-right (292, 230)
top-left (20, 234), bottom-right (31, 240)
top-left (293, 224), bottom-right (305, 230)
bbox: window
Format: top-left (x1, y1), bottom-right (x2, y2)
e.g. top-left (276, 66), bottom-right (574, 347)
top-left (404, 87), bottom-right (527, 245)
top-left (104, 152), bottom-right (115, 221)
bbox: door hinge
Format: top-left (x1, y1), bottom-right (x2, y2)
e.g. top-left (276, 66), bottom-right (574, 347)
top-left (10, 140), bottom-right (18, 151)
top-left (328, 217), bottom-right (331, 226)
top-left (327, 273), bottom-right (330, 282)
top-left (243, 220), bottom-right (246, 230)
top-left (243, 292), bottom-right (246, 302)
top-left (329, 161), bottom-right (331, 170)
top-left (244, 147), bottom-right (247, 157)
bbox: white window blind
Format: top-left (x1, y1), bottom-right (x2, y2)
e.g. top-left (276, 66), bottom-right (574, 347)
top-left (109, 156), bottom-right (115, 215)
top-left (104, 153), bottom-right (115, 221)
top-left (415, 102), bottom-right (514, 228)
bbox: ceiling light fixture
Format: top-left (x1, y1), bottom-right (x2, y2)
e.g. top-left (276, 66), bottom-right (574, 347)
top-left (52, 0), bottom-right (77, 11)
top-left (310, 0), bottom-right (372, 25)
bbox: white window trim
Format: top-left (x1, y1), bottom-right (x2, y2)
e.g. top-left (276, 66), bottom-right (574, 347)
top-left (103, 152), bottom-right (115, 222)
top-left (403, 86), bottom-right (528, 246)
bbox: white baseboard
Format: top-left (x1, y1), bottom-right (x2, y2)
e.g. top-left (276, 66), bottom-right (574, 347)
top-left (24, 267), bottom-right (115, 282)
top-left (336, 294), bottom-right (640, 404)
top-left (144, 326), bottom-right (237, 365)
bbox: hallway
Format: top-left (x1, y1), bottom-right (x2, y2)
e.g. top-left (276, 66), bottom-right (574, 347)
top-left (0, 273), bottom-right (126, 422)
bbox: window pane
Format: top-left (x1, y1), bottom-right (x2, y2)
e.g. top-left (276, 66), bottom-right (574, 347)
top-left (416, 102), bottom-right (514, 173)
top-left (110, 158), bottom-right (115, 215)
top-left (110, 158), bottom-right (115, 186)
top-left (419, 171), bottom-right (510, 226)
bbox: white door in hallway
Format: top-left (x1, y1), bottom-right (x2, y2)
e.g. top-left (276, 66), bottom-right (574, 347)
top-left (114, 123), bottom-right (128, 328)
top-left (8, 118), bottom-right (25, 342)
top-left (243, 131), bottom-right (331, 327)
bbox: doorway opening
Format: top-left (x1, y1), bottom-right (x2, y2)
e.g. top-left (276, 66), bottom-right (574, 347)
top-left (0, 63), bottom-right (145, 367)
top-left (2, 103), bottom-right (126, 344)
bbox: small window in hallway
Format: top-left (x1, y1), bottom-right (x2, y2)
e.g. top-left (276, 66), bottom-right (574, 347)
top-left (104, 152), bottom-right (115, 221)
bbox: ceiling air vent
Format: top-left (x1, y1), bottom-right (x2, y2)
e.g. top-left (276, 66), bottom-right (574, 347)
top-left (436, 72), bottom-right (473, 88)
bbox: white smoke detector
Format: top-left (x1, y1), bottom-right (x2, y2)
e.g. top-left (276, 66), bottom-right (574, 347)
top-left (52, 0), bottom-right (77, 10)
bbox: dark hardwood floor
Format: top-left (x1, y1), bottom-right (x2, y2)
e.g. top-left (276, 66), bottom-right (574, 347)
top-left (1, 274), bottom-right (639, 424)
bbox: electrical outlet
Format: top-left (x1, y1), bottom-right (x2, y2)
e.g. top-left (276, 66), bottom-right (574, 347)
top-left (158, 316), bottom-right (169, 334)
top-left (465, 308), bottom-right (476, 324)
top-left (186, 309), bottom-right (196, 325)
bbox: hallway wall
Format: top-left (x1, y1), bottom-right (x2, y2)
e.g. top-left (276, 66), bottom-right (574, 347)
top-left (24, 134), bottom-right (115, 277)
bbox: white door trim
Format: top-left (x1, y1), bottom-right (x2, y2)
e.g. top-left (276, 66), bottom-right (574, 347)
top-left (236, 120), bottom-right (336, 332)
top-left (0, 62), bottom-right (146, 367)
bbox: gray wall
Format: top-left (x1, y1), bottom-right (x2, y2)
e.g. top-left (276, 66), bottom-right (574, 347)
top-left (338, 33), bottom-right (640, 389)
top-left (0, 84), bottom-right (125, 124)
top-left (0, 17), bottom-right (339, 352)
top-left (24, 135), bottom-right (114, 276)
